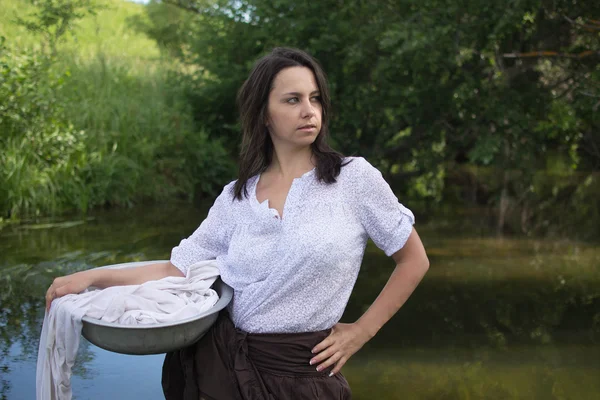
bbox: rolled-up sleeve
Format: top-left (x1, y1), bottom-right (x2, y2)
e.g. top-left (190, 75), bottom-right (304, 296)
top-left (353, 157), bottom-right (415, 256)
top-left (170, 182), bottom-right (235, 275)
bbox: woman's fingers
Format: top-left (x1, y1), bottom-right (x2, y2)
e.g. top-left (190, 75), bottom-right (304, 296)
top-left (329, 356), bottom-right (348, 376)
top-left (311, 334), bottom-right (334, 354)
top-left (310, 343), bottom-right (337, 365)
top-left (45, 284), bottom-right (56, 311)
top-left (315, 351), bottom-right (342, 373)
top-left (44, 278), bottom-right (69, 311)
top-left (310, 322), bottom-right (372, 376)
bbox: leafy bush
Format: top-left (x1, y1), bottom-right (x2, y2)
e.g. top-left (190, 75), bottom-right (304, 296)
top-left (0, 37), bottom-right (87, 218)
top-left (0, 36), bottom-right (235, 219)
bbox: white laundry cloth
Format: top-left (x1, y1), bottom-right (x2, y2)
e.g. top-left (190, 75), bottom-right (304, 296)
top-left (36, 260), bottom-right (220, 400)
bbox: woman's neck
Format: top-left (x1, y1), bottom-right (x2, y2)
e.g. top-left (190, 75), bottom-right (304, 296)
top-left (266, 148), bottom-right (315, 180)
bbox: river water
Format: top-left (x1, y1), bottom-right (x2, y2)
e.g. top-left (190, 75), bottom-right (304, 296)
top-left (1, 203), bottom-right (599, 399)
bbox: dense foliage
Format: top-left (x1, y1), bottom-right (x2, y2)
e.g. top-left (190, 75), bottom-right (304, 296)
top-left (0, 0), bottom-right (234, 220)
top-left (0, 38), bottom-right (84, 217)
top-left (1, 0), bottom-right (598, 238)
top-left (135, 0), bottom-right (599, 238)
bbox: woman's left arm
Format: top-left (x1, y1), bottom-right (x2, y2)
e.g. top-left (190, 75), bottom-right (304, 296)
top-left (310, 227), bottom-right (429, 376)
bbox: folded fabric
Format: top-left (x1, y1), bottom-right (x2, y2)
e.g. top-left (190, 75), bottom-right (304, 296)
top-left (36, 260), bottom-right (220, 400)
top-left (162, 313), bottom-right (352, 400)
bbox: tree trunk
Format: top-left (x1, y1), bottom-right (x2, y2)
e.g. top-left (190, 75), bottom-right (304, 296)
top-left (497, 170), bottom-right (509, 235)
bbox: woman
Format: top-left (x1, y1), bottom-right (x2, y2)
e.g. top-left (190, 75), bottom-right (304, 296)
top-left (46, 47), bottom-right (429, 399)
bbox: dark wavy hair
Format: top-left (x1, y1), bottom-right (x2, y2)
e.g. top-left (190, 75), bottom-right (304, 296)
top-left (233, 47), bottom-right (348, 201)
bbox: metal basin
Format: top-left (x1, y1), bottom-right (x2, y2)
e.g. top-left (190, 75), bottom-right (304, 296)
top-left (80, 260), bottom-right (232, 355)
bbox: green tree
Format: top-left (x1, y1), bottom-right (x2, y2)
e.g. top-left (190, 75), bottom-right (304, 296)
top-left (14, 0), bottom-right (103, 55)
top-left (140, 0), bottom-right (599, 236)
top-left (127, 0), bottom-right (196, 59)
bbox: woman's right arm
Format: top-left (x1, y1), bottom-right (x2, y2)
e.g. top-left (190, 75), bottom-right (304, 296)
top-left (45, 181), bottom-right (236, 311)
top-left (45, 261), bottom-right (184, 311)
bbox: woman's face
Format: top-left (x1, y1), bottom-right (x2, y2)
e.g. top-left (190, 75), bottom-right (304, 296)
top-left (266, 66), bottom-right (322, 150)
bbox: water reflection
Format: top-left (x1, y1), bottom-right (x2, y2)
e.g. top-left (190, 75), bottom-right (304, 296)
top-left (0, 203), bottom-right (598, 399)
top-left (346, 345), bottom-right (600, 399)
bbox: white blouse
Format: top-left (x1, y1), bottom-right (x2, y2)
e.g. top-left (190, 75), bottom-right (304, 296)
top-left (170, 156), bottom-right (415, 333)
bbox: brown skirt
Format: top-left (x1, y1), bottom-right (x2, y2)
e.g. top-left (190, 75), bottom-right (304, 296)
top-left (162, 312), bottom-right (352, 400)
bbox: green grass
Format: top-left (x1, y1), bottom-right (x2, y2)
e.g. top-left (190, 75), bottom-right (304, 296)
top-left (0, 0), bottom-right (160, 59)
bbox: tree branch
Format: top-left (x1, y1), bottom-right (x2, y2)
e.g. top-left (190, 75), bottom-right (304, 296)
top-left (579, 91), bottom-right (600, 98)
top-left (162, 0), bottom-right (204, 14)
top-left (563, 15), bottom-right (600, 31)
top-left (503, 50), bottom-right (599, 59)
